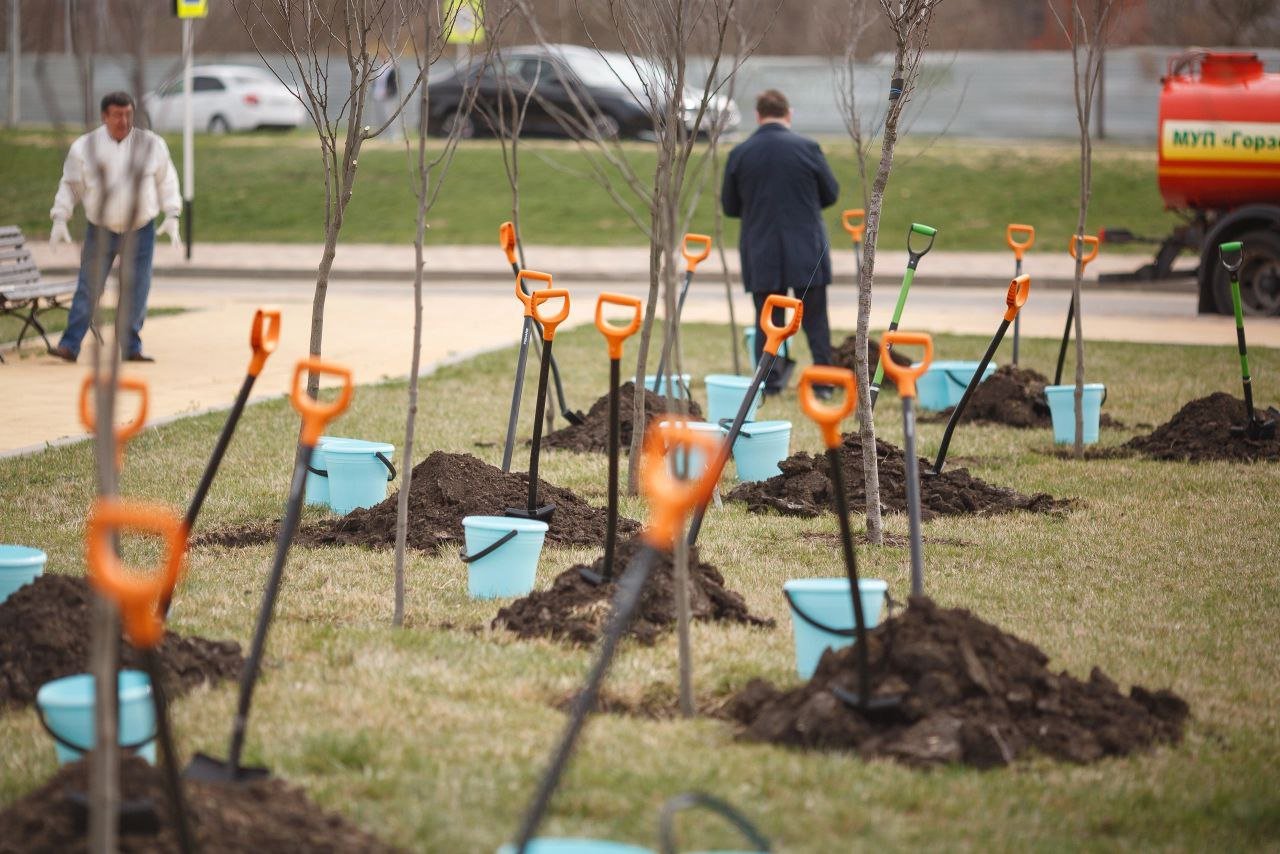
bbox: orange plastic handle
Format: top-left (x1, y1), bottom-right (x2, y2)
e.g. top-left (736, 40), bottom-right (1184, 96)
top-left (798, 365), bottom-right (857, 449)
top-left (879, 331), bottom-right (934, 400)
top-left (247, 306), bottom-right (282, 377)
top-left (841, 209), bottom-right (866, 242)
top-left (530, 288), bottom-right (571, 341)
top-left (682, 233), bottom-right (712, 271)
top-left (1068, 234), bottom-right (1099, 267)
top-left (290, 357), bottom-right (354, 446)
top-left (1003, 274), bottom-right (1031, 322)
top-left (515, 269), bottom-right (554, 318)
top-left (79, 374), bottom-right (149, 467)
top-left (499, 221), bottom-right (518, 266)
top-left (1005, 223), bottom-right (1035, 259)
top-left (595, 292), bottom-right (642, 360)
top-left (85, 498), bottom-right (186, 649)
top-left (759, 294), bottom-right (804, 356)
top-left (640, 419), bottom-right (724, 550)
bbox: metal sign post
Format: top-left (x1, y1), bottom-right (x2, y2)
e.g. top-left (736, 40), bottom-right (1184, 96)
top-left (175, 0), bottom-right (207, 260)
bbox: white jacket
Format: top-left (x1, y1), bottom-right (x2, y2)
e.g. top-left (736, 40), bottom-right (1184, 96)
top-left (50, 125), bottom-right (181, 234)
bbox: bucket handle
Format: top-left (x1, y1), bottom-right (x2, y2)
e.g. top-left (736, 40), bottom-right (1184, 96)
top-left (376, 451), bottom-right (397, 482)
top-left (459, 528), bottom-right (520, 564)
top-left (658, 792), bottom-right (772, 853)
top-left (783, 588), bottom-right (856, 638)
top-left (33, 702), bottom-right (155, 757)
top-left (306, 464), bottom-right (327, 478)
top-left (717, 417), bottom-right (753, 438)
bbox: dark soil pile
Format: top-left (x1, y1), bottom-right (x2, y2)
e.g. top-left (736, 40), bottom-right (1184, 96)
top-left (0, 575), bottom-right (243, 711)
top-left (831, 336), bottom-right (912, 381)
top-left (0, 756), bottom-right (401, 853)
top-left (728, 433), bottom-right (1069, 520)
top-left (926, 365), bottom-right (1052, 428)
top-left (493, 536), bottom-right (773, 646)
top-left (1124, 392), bottom-right (1280, 462)
top-left (725, 596), bottom-right (1189, 768)
top-left (542, 382), bottom-right (704, 454)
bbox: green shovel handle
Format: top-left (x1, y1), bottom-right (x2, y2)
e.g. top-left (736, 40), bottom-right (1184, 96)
top-left (1220, 241), bottom-right (1250, 377)
top-left (907, 222), bottom-right (937, 264)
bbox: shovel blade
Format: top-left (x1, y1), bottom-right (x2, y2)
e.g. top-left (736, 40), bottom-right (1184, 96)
top-left (505, 504), bottom-right (556, 524)
top-left (182, 751), bottom-right (270, 784)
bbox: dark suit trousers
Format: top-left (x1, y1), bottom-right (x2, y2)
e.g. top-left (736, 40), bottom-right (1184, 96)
top-left (752, 286), bottom-right (832, 391)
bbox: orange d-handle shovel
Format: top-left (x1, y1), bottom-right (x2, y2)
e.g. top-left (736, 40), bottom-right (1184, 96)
top-left (842, 208), bottom-right (866, 281)
top-left (185, 357), bottom-right (353, 785)
top-left (512, 422), bottom-right (722, 852)
top-left (581, 293), bottom-right (643, 585)
top-left (652, 233), bottom-right (713, 401)
top-left (1005, 224), bottom-right (1035, 367)
top-left (79, 373), bottom-right (149, 469)
top-left (879, 332), bottom-right (933, 597)
top-left (84, 499), bottom-right (197, 854)
top-left (1055, 234), bottom-right (1099, 385)
top-left (501, 268), bottom-right (553, 472)
top-left (506, 285), bottom-right (570, 524)
top-left (932, 275), bottom-right (1032, 474)
top-left (686, 294), bottom-right (803, 547)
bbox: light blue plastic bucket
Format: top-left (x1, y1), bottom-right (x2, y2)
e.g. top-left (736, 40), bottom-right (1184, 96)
top-left (705, 374), bottom-right (763, 425)
top-left (1044, 384), bottom-right (1107, 445)
top-left (658, 420), bottom-right (726, 481)
top-left (743, 327), bottom-right (790, 370)
top-left (324, 440), bottom-right (396, 514)
top-left (915, 360), bottom-right (997, 412)
top-left (306, 436), bottom-right (356, 507)
top-left (461, 516), bottom-right (548, 599)
top-left (783, 578), bottom-right (888, 679)
top-left (35, 670), bottom-right (156, 765)
top-left (498, 840), bottom-right (653, 854)
top-left (644, 373), bottom-right (692, 400)
top-left (0, 544), bottom-right (46, 604)
top-left (731, 420), bottom-right (792, 483)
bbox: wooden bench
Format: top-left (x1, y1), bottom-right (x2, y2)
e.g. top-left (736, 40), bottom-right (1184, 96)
top-left (0, 225), bottom-right (78, 362)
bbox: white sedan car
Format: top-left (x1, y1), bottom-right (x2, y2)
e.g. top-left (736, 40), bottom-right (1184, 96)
top-left (143, 65), bottom-right (306, 133)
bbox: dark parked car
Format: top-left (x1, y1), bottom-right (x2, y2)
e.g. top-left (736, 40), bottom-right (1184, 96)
top-left (426, 44), bottom-right (740, 140)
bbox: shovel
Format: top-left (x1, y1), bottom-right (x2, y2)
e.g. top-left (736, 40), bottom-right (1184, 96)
top-left (842, 208), bottom-right (866, 283)
top-left (686, 294), bottom-right (803, 546)
top-left (580, 292), bottom-right (643, 585)
top-left (879, 332), bottom-right (934, 596)
top-left (511, 423), bottom-right (722, 852)
top-left (79, 373), bottom-right (150, 471)
top-left (652, 233), bottom-right (712, 401)
top-left (501, 268), bottom-right (551, 472)
top-left (84, 498), bottom-right (196, 854)
top-left (1220, 241), bottom-right (1277, 440)
top-left (505, 282), bottom-right (571, 524)
top-left (931, 274), bottom-right (1032, 474)
top-left (185, 357), bottom-right (354, 784)
top-left (1005, 224), bottom-right (1035, 367)
top-left (871, 222), bottom-right (937, 408)
top-left (1054, 234), bottom-right (1099, 386)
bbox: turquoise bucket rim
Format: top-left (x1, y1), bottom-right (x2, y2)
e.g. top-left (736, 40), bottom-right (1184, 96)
top-left (36, 669), bottom-right (152, 709)
top-left (1043, 383), bottom-right (1107, 394)
top-left (644, 372), bottom-right (692, 381)
top-left (704, 373), bottom-right (755, 388)
top-left (497, 840), bottom-right (655, 854)
top-left (463, 515), bottom-right (549, 534)
top-left (657, 419), bottom-right (727, 434)
top-left (323, 441), bottom-right (395, 457)
top-left (0, 545), bottom-right (48, 567)
top-left (783, 577), bottom-right (888, 595)
top-left (734, 419), bottom-right (792, 437)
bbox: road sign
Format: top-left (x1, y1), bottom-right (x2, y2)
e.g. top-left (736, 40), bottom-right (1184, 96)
top-left (446, 0), bottom-right (484, 44)
top-left (174, 0), bottom-right (208, 18)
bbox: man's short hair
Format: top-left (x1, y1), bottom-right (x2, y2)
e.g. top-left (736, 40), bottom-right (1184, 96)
top-left (755, 89), bottom-right (789, 119)
top-left (100, 92), bottom-right (135, 113)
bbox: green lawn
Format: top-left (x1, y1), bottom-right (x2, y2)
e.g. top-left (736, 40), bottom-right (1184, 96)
top-left (0, 323), bottom-right (1277, 850)
top-left (0, 130), bottom-right (1176, 251)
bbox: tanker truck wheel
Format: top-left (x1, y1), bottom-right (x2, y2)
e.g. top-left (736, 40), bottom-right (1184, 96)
top-left (1213, 229), bottom-right (1280, 316)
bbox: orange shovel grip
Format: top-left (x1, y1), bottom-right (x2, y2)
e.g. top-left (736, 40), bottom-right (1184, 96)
top-left (515, 269), bottom-right (554, 317)
top-left (531, 288), bottom-right (571, 341)
top-left (841, 209), bottom-right (866, 242)
top-left (798, 365), bottom-right (857, 449)
top-left (1068, 234), bottom-right (1099, 267)
top-left (79, 374), bottom-right (149, 467)
top-left (1005, 223), bottom-right (1035, 259)
top-left (759, 295), bottom-right (803, 356)
top-left (290, 357), bottom-right (354, 446)
top-left (640, 419), bottom-right (724, 550)
top-left (247, 306), bottom-right (282, 377)
top-left (499, 221), bottom-right (518, 266)
top-left (879, 331), bottom-right (934, 400)
top-left (1003, 274), bottom-right (1031, 322)
top-left (595, 292), bottom-right (642, 360)
top-left (85, 498), bottom-right (186, 649)
top-left (682, 233), bottom-right (712, 271)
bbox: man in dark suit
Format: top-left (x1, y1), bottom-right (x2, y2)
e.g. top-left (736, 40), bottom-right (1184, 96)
top-left (722, 89), bottom-right (839, 396)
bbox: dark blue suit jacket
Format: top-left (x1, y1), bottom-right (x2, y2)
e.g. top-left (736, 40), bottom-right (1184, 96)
top-left (721, 122), bottom-right (839, 293)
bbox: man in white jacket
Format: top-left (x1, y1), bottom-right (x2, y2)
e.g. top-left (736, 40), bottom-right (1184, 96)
top-left (49, 91), bottom-right (181, 363)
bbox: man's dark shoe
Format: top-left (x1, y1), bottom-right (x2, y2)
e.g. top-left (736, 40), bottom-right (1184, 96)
top-left (49, 345), bottom-right (77, 363)
top-left (124, 352), bottom-right (156, 363)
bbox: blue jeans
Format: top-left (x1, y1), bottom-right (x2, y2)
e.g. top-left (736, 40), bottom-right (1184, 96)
top-left (59, 221), bottom-right (155, 358)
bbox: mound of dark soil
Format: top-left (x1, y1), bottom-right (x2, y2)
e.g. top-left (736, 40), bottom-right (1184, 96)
top-left (831, 336), bottom-right (912, 381)
top-left (493, 536), bottom-right (773, 646)
top-left (1125, 392), bottom-right (1280, 462)
top-left (542, 382), bottom-right (705, 454)
top-left (0, 756), bottom-right (401, 853)
top-left (728, 433), bottom-right (1069, 520)
top-left (0, 575), bottom-right (243, 711)
top-left (725, 596), bottom-right (1188, 768)
top-left (925, 365), bottom-right (1053, 428)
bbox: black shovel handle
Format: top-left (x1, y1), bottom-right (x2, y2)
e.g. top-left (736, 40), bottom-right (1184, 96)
top-left (933, 318), bottom-right (1009, 474)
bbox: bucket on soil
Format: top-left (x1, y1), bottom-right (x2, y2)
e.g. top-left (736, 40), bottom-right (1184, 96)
top-left (323, 440), bottom-right (396, 514)
top-left (643, 373), bottom-right (692, 400)
top-left (730, 420), bottom-right (792, 483)
top-left (705, 374), bottom-right (764, 425)
top-left (0, 544), bottom-right (46, 604)
top-left (461, 516), bottom-right (549, 599)
top-left (916, 361), bottom-right (997, 412)
top-left (498, 841), bottom-right (653, 854)
top-left (657, 420), bottom-right (726, 481)
top-left (743, 327), bottom-right (790, 370)
top-left (782, 578), bottom-right (888, 679)
top-left (1044, 384), bottom-right (1106, 445)
top-left (34, 670), bottom-right (156, 765)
